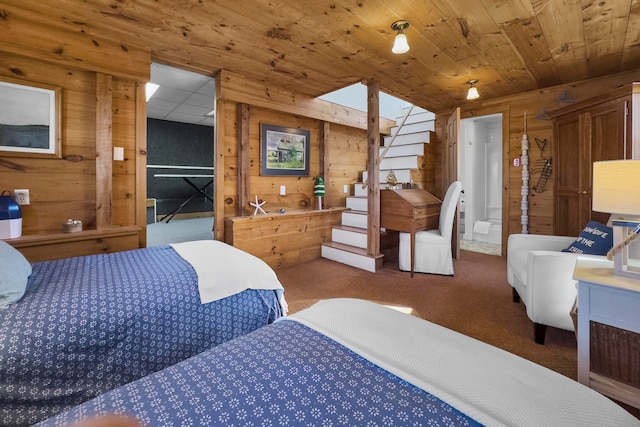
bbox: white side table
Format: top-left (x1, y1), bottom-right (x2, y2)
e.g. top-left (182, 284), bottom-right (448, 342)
top-left (573, 259), bottom-right (640, 409)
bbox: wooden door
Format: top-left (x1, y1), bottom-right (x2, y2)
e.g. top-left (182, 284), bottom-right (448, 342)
top-left (554, 97), bottom-right (631, 236)
top-left (446, 108), bottom-right (461, 258)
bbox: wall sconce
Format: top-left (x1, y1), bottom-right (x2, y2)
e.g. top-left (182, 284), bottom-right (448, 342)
top-left (466, 79), bottom-right (479, 100)
top-left (391, 20), bottom-right (410, 54)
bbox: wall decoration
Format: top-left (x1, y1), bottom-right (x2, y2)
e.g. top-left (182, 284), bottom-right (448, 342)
top-left (0, 77), bottom-right (61, 158)
top-left (261, 124), bottom-right (310, 176)
top-left (249, 195), bottom-right (267, 216)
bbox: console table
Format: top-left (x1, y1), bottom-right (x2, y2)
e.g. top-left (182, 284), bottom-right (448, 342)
top-left (5, 226), bottom-right (141, 262)
top-left (573, 259), bottom-right (640, 409)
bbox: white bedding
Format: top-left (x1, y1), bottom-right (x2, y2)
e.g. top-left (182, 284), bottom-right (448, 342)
top-left (170, 240), bottom-right (287, 313)
top-left (290, 298), bottom-right (640, 427)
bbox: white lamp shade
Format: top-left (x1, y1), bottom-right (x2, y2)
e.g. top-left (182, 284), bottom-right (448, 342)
top-left (466, 86), bottom-right (479, 100)
top-left (392, 34), bottom-right (410, 54)
top-left (592, 159), bottom-right (640, 217)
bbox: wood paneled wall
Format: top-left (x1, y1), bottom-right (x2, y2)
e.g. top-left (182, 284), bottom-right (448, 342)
top-left (434, 68), bottom-right (640, 245)
top-left (215, 70), bottom-right (393, 242)
top-left (0, 6), bottom-right (149, 245)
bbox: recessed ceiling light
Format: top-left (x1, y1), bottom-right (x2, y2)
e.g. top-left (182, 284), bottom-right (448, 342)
top-left (145, 83), bottom-right (159, 102)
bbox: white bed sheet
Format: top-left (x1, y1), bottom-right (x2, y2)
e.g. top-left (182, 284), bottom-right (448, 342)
top-left (170, 240), bottom-right (287, 313)
top-left (290, 298), bottom-right (639, 427)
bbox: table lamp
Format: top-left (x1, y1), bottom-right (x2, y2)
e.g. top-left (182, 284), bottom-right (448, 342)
top-left (592, 159), bottom-right (640, 279)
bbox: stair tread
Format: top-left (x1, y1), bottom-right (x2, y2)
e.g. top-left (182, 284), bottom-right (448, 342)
top-left (343, 210), bottom-right (367, 216)
top-left (333, 225), bottom-right (367, 234)
top-left (322, 241), bottom-right (384, 258)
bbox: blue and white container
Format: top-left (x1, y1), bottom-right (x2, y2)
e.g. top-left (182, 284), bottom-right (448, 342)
top-left (0, 190), bottom-right (22, 239)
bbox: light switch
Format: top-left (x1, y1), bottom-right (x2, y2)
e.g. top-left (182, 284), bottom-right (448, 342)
top-left (280, 185), bottom-right (286, 195)
top-left (113, 146), bottom-right (124, 161)
top-left (344, 184), bottom-right (349, 193)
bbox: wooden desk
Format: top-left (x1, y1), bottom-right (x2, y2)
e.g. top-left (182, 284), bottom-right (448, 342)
top-left (380, 189), bottom-right (441, 277)
top-left (573, 259), bottom-right (640, 409)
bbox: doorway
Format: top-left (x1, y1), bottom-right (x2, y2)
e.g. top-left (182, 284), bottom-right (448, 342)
top-left (145, 62), bottom-right (216, 246)
top-left (459, 113), bottom-right (502, 255)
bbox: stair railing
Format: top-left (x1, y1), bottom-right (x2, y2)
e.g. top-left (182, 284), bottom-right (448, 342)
top-left (361, 105), bottom-right (415, 189)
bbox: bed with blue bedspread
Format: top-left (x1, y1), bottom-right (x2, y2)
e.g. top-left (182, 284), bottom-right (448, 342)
top-left (36, 299), bottom-right (639, 427)
top-left (0, 240), bottom-right (286, 427)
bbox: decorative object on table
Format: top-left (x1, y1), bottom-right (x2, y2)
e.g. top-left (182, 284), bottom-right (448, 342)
top-left (279, 208), bottom-right (285, 214)
top-left (63, 219), bottom-right (83, 233)
top-left (592, 159), bottom-right (640, 279)
top-left (386, 169), bottom-right (398, 188)
top-left (249, 195), bottom-right (267, 216)
top-left (0, 190), bottom-right (22, 239)
top-left (260, 124), bottom-right (310, 176)
top-left (314, 176), bottom-right (325, 210)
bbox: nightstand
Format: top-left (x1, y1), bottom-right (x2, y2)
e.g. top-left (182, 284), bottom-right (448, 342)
top-left (573, 259), bottom-right (640, 409)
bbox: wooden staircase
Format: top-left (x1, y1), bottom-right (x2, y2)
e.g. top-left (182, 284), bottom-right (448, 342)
top-left (321, 107), bottom-right (435, 272)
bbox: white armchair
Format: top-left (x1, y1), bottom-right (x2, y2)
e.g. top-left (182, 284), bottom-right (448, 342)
top-left (506, 233), bottom-right (607, 344)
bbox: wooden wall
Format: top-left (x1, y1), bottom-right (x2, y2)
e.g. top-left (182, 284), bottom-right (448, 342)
top-left (215, 70), bottom-right (394, 243)
top-left (0, 43), bottom-right (148, 244)
top-left (433, 68), bottom-right (640, 246)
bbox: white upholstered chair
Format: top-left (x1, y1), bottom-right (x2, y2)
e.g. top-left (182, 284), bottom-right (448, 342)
top-left (506, 233), bottom-right (608, 344)
top-left (399, 181), bottom-right (462, 275)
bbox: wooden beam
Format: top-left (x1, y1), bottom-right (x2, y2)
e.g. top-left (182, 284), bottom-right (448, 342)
top-left (135, 81), bottom-right (147, 248)
top-left (366, 81), bottom-right (380, 258)
top-left (95, 73), bottom-right (112, 229)
top-left (217, 70), bottom-right (395, 134)
top-left (238, 103), bottom-right (251, 216)
top-left (214, 74), bottom-right (226, 241)
top-left (320, 121), bottom-right (329, 207)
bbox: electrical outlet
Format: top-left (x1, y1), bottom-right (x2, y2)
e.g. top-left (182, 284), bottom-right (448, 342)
top-left (14, 189), bottom-right (30, 205)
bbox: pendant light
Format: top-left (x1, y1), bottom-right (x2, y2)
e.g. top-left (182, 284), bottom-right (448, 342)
top-left (391, 20), bottom-right (410, 54)
top-left (466, 80), bottom-right (480, 100)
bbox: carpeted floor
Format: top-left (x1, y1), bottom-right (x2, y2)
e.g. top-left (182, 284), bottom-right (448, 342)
top-left (278, 250), bottom-right (578, 379)
top-left (147, 216), bottom-right (214, 247)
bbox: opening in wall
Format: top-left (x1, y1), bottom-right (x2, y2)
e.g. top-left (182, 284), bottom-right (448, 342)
top-left (145, 62), bottom-right (216, 246)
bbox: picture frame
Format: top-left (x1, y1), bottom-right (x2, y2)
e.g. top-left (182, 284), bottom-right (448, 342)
top-left (261, 124), bottom-right (310, 176)
top-left (0, 77), bottom-right (61, 158)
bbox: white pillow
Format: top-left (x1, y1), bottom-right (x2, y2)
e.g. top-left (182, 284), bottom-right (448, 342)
top-left (0, 240), bottom-right (32, 308)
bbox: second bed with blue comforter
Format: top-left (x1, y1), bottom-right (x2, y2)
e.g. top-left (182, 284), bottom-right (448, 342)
top-left (0, 242), bottom-right (285, 426)
top-left (35, 299), bottom-right (640, 427)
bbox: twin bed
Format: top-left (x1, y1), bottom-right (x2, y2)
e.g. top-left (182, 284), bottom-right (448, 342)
top-left (34, 299), bottom-right (640, 426)
top-left (2, 239), bottom-right (638, 426)
top-left (0, 240), bottom-right (286, 426)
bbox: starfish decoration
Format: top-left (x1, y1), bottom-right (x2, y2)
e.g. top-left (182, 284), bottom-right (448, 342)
top-left (249, 195), bottom-right (267, 216)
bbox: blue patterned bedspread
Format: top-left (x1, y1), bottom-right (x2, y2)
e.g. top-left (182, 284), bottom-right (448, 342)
top-left (0, 245), bottom-right (283, 426)
top-left (36, 320), bottom-right (481, 427)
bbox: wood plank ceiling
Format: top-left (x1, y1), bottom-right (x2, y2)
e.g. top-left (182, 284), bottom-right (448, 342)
top-left (6, 0), bottom-right (640, 113)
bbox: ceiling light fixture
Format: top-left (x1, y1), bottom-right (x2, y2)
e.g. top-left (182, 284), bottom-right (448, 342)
top-left (466, 79), bottom-right (479, 100)
top-left (145, 82), bottom-right (159, 102)
top-left (391, 20), bottom-right (410, 54)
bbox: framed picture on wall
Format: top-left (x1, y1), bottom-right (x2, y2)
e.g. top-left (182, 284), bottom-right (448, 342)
top-left (261, 124), bottom-right (310, 176)
top-left (0, 77), bottom-right (61, 158)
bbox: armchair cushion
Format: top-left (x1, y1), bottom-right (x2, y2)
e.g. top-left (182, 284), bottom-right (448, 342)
top-left (561, 221), bottom-right (613, 255)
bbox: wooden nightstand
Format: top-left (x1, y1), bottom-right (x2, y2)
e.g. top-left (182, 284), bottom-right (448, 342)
top-left (573, 259), bottom-right (640, 409)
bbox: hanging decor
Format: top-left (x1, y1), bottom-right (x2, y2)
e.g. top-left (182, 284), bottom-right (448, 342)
top-left (314, 176), bottom-right (325, 210)
top-left (520, 113), bottom-right (529, 234)
top-left (532, 138), bottom-right (553, 193)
